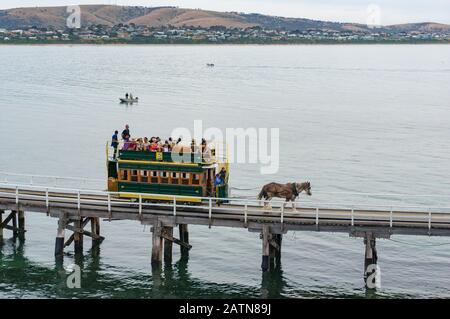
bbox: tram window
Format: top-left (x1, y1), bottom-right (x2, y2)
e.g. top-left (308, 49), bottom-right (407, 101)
top-left (150, 170), bottom-right (159, 183)
top-left (131, 170), bottom-right (138, 182)
top-left (181, 172), bottom-right (190, 185)
top-left (192, 173), bottom-right (200, 185)
top-left (171, 172), bottom-right (179, 184)
top-left (140, 170), bottom-right (149, 183)
top-left (160, 171), bottom-right (169, 184)
top-left (120, 169), bottom-right (129, 181)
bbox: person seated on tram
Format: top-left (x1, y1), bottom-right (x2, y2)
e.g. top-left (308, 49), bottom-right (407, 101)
top-left (150, 140), bottom-right (158, 152)
top-left (135, 138), bottom-right (143, 151)
top-left (162, 140), bottom-right (170, 152)
top-left (142, 137), bottom-right (150, 151)
top-left (126, 139), bottom-right (137, 151)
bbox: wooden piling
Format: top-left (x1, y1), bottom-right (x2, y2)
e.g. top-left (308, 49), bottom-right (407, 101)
top-left (90, 217), bottom-right (101, 246)
top-left (163, 226), bottom-right (173, 264)
top-left (0, 210), bottom-right (3, 241)
top-left (18, 211), bottom-right (25, 241)
top-left (11, 211), bottom-right (18, 238)
top-left (269, 234), bottom-right (282, 269)
top-left (179, 224), bottom-right (189, 256)
top-left (73, 218), bottom-right (84, 254)
top-left (261, 225), bottom-right (270, 272)
top-left (364, 234), bottom-right (378, 287)
top-left (55, 216), bottom-right (66, 258)
top-left (151, 222), bottom-right (163, 265)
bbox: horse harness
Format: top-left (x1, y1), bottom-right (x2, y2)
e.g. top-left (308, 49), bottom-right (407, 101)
top-left (290, 183), bottom-right (299, 197)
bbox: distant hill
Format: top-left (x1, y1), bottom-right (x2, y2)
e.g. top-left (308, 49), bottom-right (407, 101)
top-left (1, 5), bottom-right (449, 33)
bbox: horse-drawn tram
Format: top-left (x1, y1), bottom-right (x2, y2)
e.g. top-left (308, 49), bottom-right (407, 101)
top-left (106, 141), bottom-right (229, 203)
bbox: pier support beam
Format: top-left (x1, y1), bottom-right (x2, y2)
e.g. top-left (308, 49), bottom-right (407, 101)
top-left (261, 226), bottom-right (270, 272)
top-left (163, 226), bottom-right (173, 264)
top-left (364, 233), bottom-right (378, 288)
top-left (151, 222), bottom-right (163, 266)
top-left (55, 215), bottom-right (67, 259)
top-left (18, 211), bottom-right (25, 241)
top-left (74, 218), bottom-right (84, 254)
top-left (179, 224), bottom-right (189, 256)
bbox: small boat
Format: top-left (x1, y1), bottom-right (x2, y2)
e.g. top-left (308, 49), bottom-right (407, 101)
top-left (206, 63), bottom-right (215, 67)
top-left (120, 97), bottom-right (139, 103)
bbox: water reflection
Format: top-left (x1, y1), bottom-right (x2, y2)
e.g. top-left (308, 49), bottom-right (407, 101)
top-left (0, 238), bottom-right (410, 299)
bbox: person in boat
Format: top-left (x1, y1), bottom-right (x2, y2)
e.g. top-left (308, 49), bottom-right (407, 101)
top-left (130, 93), bottom-right (133, 100)
top-left (125, 93), bottom-right (129, 99)
top-left (121, 124), bottom-right (130, 142)
top-left (111, 130), bottom-right (119, 159)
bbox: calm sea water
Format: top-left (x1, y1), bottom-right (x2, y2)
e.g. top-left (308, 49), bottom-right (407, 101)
top-left (1, 44), bottom-right (450, 298)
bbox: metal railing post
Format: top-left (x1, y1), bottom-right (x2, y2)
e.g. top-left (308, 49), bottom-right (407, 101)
top-left (46, 188), bottom-right (49, 208)
top-left (15, 186), bottom-right (19, 204)
top-left (107, 194), bottom-right (111, 212)
top-left (315, 207), bottom-right (319, 225)
top-left (244, 203), bottom-right (248, 228)
top-left (390, 208), bottom-right (393, 228)
top-left (139, 194), bottom-right (142, 217)
top-left (77, 191), bottom-right (81, 210)
top-left (208, 198), bottom-right (212, 228)
top-left (351, 207), bottom-right (354, 226)
top-left (428, 209), bottom-right (432, 231)
top-left (173, 197), bottom-right (177, 216)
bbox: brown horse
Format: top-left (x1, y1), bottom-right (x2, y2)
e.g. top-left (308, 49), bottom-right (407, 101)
top-left (258, 182), bottom-right (312, 211)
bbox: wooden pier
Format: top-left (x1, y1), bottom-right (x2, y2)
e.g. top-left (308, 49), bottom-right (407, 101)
top-left (1, 181), bottom-right (450, 287)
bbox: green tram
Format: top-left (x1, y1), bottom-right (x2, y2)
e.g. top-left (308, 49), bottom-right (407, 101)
top-left (107, 143), bottom-right (229, 203)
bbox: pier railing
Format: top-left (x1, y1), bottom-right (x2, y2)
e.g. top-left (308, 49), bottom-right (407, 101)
top-left (1, 181), bottom-right (450, 232)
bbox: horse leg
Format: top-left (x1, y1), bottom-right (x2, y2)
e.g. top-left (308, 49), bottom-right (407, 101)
top-left (262, 195), bottom-right (269, 209)
top-left (292, 198), bottom-right (297, 212)
top-left (266, 197), bottom-right (273, 210)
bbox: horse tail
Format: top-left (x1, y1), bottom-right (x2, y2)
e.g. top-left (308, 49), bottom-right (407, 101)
top-left (258, 188), bottom-right (267, 200)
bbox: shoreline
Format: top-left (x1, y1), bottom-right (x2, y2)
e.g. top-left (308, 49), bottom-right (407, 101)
top-left (1, 40), bottom-right (449, 46)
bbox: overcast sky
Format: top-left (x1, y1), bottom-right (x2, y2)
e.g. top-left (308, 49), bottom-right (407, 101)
top-left (1, 0), bottom-right (449, 25)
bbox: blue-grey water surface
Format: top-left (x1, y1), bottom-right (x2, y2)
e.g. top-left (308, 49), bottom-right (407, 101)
top-left (1, 44), bottom-right (450, 298)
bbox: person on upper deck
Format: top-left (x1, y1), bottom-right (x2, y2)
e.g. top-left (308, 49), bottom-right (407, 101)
top-left (121, 124), bottom-right (130, 142)
top-left (150, 140), bottom-right (158, 152)
top-left (219, 167), bottom-right (227, 182)
top-left (214, 173), bottom-right (223, 187)
top-left (111, 130), bottom-right (119, 159)
top-left (163, 140), bottom-right (170, 152)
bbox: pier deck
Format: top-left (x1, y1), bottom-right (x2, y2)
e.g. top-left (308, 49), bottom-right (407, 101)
top-left (1, 181), bottom-right (449, 287)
